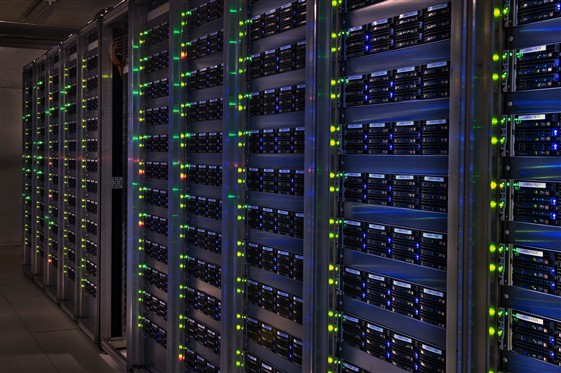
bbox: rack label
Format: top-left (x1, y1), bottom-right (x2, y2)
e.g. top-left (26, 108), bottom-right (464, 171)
top-left (423, 233), bottom-right (444, 239)
top-left (394, 334), bottom-right (413, 343)
top-left (423, 288), bottom-right (444, 297)
top-left (421, 344), bottom-right (443, 354)
top-left (344, 220), bottom-right (361, 226)
top-left (514, 313), bottom-right (543, 325)
top-left (427, 3), bottom-right (448, 11)
top-left (519, 45), bottom-right (546, 54)
top-left (372, 18), bottom-right (388, 26)
top-left (345, 267), bottom-right (361, 275)
top-left (399, 11), bottom-right (419, 18)
top-left (515, 247), bottom-right (543, 257)
top-left (427, 61), bottom-right (448, 68)
top-left (397, 66), bottom-right (416, 73)
top-left (517, 114), bottom-right (546, 121)
top-left (343, 315), bottom-right (359, 323)
top-left (426, 119), bottom-right (447, 125)
top-left (367, 273), bottom-right (385, 282)
top-left (393, 280), bottom-right (412, 289)
top-left (368, 223), bottom-right (386, 230)
top-left (396, 121), bottom-right (415, 126)
top-left (518, 181), bottom-right (546, 189)
top-left (367, 323), bottom-right (384, 333)
top-left (394, 228), bottom-right (412, 235)
top-left (342, 363), bottom-right (360, 372)
top-left (348, 75), bottom-right (363, 80)
top-left (395, 175), bottom-right (414, 180)
top-left (348, 124), bottom-right (363, 129)
top-left (424, 176), bottom-right (445, 182)
top-left (370, 71), bottom-right (388, 77)
top-left (348, 25), bottom-right (363, 32)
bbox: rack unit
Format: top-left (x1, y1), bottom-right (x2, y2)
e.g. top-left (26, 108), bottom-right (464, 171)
top-left (45, 45), bottom-right (62, 301)
top-left (333, 1), bottom-right (460, 371)
top-left (491, 1), bottom-right (561, 372)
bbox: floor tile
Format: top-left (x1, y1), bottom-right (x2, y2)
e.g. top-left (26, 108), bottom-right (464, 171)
top-left (44, 353), bottom-right (85, 372)
top-left (0, 328), bottom-right (44, 359)
top-left (6, 296), bottom-right (77, 333)
top-left (33, 329), bottom-right (121, 372)
top-left (0, 356), bottom-right (57, 373)
top-left (0, 282), bottom-right (45, 301)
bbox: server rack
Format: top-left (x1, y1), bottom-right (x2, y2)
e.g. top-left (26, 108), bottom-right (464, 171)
top-left (75, 20), bottom-right (104, 341)
top-left (22, 62), bottom-right (34, 278)
top-left (242, 1), bottom-right (309, 372)
top-left (128, 2), bottom-right (185, 371)
top-left (45, 45), bottom-right (63, 301)
top-left (490, 1), bottom-right (561, 372)
top-left (183, 0), bottom-right (231, 371)
top-left (60, 34), bottom-right (81, 319)
top-left (99, 2), bottom-right (130, 366)
top-left (19, 3), bottom-right (130, 353)
top-left (333, 1), bottom-right (462, 372)
top-left (32, 55), bottom-right (49, 287)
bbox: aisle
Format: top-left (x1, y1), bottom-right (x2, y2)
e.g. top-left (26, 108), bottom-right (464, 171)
top-left (0, 245), bottom-right (122, 373)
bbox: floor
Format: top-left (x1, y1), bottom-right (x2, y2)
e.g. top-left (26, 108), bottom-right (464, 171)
top-left (0, 245), bottom-right (123, 373)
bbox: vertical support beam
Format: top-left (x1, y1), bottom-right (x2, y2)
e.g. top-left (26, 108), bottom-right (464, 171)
top-left (448, 0), bottom-right (468, 371)
top-left (303, 1), bottom-right (332, 372)
top-left (461, 0), bottom-right (496, 371)
top-left (126, 1), bottom-right (146, 368)
top-left (99, 11), bottom-right (115, 345)
top-left (168, 1), bottom-right (183, 370)
top-left (221, 1), bottom-right (245, 371)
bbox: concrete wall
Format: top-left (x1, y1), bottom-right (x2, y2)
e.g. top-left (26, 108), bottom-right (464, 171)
top-left (0, 47), bottom-right (45, 245)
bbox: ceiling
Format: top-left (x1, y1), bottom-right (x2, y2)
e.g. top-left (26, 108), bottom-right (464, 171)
top-left (0, 0), bottom-right (123, 49)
